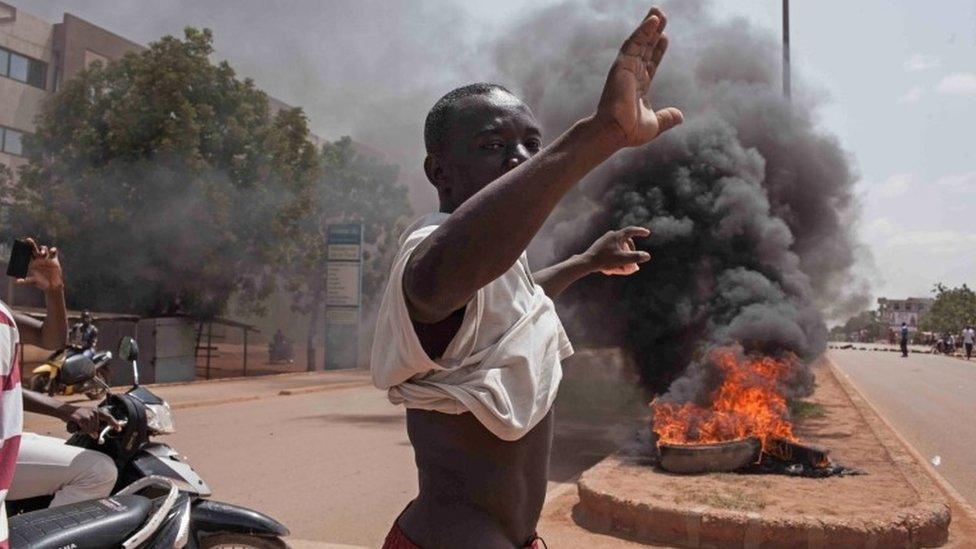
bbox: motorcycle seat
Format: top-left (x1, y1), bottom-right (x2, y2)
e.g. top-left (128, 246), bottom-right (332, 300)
top-left (8, 494), bottom-right (152, 549)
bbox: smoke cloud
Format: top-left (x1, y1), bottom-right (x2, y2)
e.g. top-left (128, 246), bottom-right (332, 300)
top-left (487, 0), bottom-right (869, 397)
top-left (20, 1), bottom-right (869, 394)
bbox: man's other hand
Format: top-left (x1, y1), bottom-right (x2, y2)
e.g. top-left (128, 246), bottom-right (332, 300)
top-left (595, 6), bottom-right (683, 148)
top-left (582, 226), bottom-right (651, 276)
top-left (15, 238), bottom-right (64, 294)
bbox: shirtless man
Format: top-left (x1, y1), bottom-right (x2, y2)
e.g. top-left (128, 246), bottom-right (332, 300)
top-left (371, 6), bottom-right (682, 548)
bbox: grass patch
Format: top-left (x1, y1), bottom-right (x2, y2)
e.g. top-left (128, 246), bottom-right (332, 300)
top-left (790, 400), bottom-right (826, 420)
top-left (677, 487), bottom-right (767, 512)
top-left (701, 490), bottom-right (767, 512)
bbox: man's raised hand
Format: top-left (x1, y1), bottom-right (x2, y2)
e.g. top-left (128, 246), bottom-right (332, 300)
top-left (595, 6), bottom-right (683, 148)
top-left (15, 238), bottom-right (64, 293)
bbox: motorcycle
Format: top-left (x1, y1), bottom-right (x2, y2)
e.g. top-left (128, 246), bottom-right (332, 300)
top-left (7, 336), bottom-right (290, 548)
top-left (267, 340), bottom-right (294, 364)
top-left (29, 345), bottom-right (111, 400)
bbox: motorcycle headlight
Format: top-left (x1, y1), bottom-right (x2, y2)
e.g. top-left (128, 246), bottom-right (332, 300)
top-left (146, 403), bottom-right (176, 434)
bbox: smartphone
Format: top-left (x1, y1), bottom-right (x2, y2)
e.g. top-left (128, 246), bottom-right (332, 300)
top-left (7, 239), bottom-right (33, 279)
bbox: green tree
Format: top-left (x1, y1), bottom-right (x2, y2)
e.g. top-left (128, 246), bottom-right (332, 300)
top-left (3, 28), bottom-right (318, 318)
top-left (830, 309), bottom-right (886, 342)
top-left (282, 137), bottom-right (411, 369)
top-left (920, 283), bottom-right (976, 334)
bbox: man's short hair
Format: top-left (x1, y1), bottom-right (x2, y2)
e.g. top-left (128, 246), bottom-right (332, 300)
top-left (424, 83), bottom-right (514, 155)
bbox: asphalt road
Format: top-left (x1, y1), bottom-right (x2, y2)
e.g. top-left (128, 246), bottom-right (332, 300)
top-left (829, 349), bottom-right (976, 507)
top-left (25, 372), bottom-right (409, 546)
top-left (23, 363), bottom-right (634, 547)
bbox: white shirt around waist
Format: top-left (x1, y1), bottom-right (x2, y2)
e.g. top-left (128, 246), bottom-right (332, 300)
top-left (370, 213), bottom-right (573, 441)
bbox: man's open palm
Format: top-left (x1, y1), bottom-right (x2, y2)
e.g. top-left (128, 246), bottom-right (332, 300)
top-left (596, 6), bottom-right (683, 147)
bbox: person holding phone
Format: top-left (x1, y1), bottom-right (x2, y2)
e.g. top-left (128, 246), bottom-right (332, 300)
top-left (1, 239), bottom-right (119, 543)
top-left (371, 6), bottom-right (681, 547)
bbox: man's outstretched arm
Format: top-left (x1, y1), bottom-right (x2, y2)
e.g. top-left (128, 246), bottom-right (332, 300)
top-left (23, 389), bottom-right (122, 436)
top-left (406, 6), bottom-right (682, 323)
top-left (534, 227), bottom-right (652, 298)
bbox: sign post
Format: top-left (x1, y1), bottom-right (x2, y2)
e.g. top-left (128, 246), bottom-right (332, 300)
top-left (324, 223), bottom-right (362, 370)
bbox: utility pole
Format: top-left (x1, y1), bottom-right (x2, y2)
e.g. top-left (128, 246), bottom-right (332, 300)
top-left (782, 0), bottom-right (791, 101)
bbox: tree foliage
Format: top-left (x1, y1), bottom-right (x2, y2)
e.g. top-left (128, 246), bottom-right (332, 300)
top-left (920, 283), bottom-right (976, 334)
top-left (282, 137), bottom-right (411, 353)
top-left (3, 28), bottom-right (318, 318)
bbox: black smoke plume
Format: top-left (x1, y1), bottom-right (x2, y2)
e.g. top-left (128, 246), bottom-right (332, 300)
top-left (491, 0), bottom-right (867, 398)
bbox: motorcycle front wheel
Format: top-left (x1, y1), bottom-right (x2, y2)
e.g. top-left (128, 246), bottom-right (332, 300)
top-left (200, 534), bottom-right (287, 549)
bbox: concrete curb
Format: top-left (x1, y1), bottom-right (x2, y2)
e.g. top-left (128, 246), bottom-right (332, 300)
top-left (286, 540), bottom-right (369, 549)
top-left (172, 394), bottom-right (262, 410)
top-left (277, 381), bottom-right (371, 396)
top-left (827, 358), bottom-right (976, 526)
top-left (574, 364), bottom-right (951, 548)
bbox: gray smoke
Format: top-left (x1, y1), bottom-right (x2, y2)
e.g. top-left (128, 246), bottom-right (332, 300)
top-left (488, 0), bottom-right (868, 398)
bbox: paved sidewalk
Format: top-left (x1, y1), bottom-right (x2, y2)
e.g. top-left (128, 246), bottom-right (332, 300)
top-left (26, 369), bottom-right (373, 434)
top-left (95, 369), bottom-right (367, 405)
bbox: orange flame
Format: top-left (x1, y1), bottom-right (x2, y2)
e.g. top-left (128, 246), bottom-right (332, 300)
top-left (652, 346), bottom-right (798, 449)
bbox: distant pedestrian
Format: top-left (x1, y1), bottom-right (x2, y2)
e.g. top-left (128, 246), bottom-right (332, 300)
top-left (963, 326), bottom-right (975, 360)
top-left (900, 322), bottom-right (909, 357)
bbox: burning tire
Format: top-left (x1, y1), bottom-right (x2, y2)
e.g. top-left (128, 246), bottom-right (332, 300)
top-left (658, 437), bottom-right (760, 474)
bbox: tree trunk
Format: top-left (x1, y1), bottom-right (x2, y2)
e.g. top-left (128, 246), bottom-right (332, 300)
top-left (306, 292), bottom-right (322, 372)
top-left (193, 321), bottom-right (204, 364)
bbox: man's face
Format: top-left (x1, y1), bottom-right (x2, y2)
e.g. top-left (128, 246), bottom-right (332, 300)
top-left (428, 90), bottom-right (542, 210)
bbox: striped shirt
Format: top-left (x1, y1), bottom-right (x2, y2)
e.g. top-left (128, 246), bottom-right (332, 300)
top-left (0, 301), bottom-right (21, 548)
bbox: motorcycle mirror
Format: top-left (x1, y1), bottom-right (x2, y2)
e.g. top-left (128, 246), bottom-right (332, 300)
top-left (118, 336), bottom-right (139, 362)
top-left (118, 336), bottom-right (140, 386)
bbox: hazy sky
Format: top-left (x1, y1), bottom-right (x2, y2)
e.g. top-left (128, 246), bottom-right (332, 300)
top-left (13, 0), bottom-right (976, 304)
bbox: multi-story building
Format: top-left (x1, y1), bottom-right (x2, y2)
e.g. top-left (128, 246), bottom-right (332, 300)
top-left (0, 1), bottom-right (322, 176)
top-left (1, 2), bottom-right (146, 173)
top-left (877, 297), bottom-right (935, 331)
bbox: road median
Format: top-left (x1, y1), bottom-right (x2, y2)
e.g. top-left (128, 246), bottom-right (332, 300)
top-left (549, 358), bottom-right (952, 547)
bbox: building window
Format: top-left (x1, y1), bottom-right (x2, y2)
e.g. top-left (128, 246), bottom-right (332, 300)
top-left (27, 59), bottom-right (46, 88)
top-left (1, 127), bottom-right (25, 156)
top-left (0, 47), bottom-right (47, 90)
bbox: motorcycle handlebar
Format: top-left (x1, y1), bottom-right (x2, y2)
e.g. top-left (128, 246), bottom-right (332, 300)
top-left (66, 405), bottom-right (126, 444)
